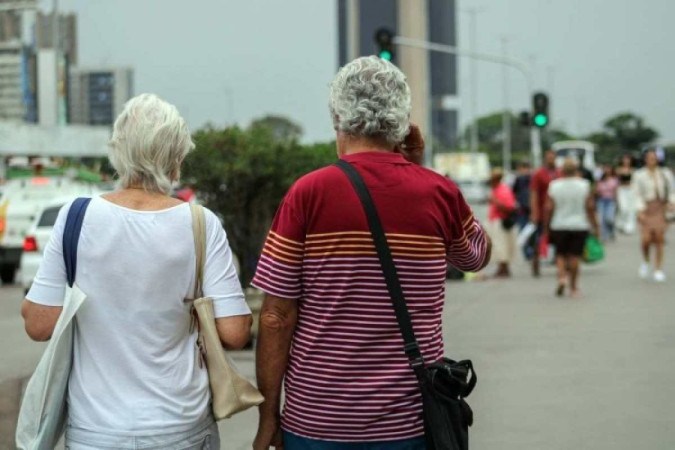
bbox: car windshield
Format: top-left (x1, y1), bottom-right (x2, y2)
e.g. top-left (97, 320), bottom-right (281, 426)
top-left (555, 148), bottom-right (586, 162)
top-left (38, 206), bottom-right (64, 227)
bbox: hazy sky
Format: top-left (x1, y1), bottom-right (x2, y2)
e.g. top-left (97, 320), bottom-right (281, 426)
top-left (46, 0), bottom-right (675, 144)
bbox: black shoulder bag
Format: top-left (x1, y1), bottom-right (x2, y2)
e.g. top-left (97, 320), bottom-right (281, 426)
top-left (335, 160), bottom-right (477, 450)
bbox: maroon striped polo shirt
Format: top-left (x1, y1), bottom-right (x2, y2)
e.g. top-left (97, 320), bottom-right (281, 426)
top-left (252, 151), bottom-right (489, 442)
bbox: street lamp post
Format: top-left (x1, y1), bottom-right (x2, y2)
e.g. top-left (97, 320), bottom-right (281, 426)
top-left (501, 36), bottom-right (512, 172)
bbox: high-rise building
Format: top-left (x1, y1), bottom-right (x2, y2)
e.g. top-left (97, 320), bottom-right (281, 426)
top-left (0, 2), bottom-right (77, 124)
top-left (35, 11), bottom-right (77, 66)
top-left (337, 0), bottom-right (459, 151)
top-left (68, 67), bottom-right (133, 126)
top-left (0, 2), bottom-right (37, 122)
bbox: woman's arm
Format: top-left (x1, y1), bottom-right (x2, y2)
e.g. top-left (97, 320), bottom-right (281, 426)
top-left (21, 300), bottom-right (62, 341)
top-left (216, 314), bottom-right (253, 350)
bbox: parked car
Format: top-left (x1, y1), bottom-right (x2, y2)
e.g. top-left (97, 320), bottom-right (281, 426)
top-left (19, 197), bottom-right (76, 294)
top-left (0, 177), bottom-right (99, 284)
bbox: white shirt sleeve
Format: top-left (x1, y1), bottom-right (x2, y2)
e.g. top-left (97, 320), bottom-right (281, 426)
top-left (202, 208), bottom-right (251, 318)
top-left (666, 169), bottom-right (675, 205)
top-left (25, 202), bottom-right (72, 306)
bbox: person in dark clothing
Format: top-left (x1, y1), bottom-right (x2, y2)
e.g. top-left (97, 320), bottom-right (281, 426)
top-left (512, 161), bottom-right (532, 230)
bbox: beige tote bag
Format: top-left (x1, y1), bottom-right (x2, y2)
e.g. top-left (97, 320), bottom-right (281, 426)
top-left (190, 204), bottom-right (264, 420)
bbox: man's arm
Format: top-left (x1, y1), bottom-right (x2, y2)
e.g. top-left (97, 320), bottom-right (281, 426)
top-left (586, 194), bottom-right (600, 235)
top-left (529, 173), bottom-right (541, 223)
top-left (543, 195), bottom-right (554, 235)
top-left (253, 294), bottom-right (299, 450)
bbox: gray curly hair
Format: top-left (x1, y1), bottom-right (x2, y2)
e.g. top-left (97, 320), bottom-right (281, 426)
top-left (329, 56), bottom-right (411, 146)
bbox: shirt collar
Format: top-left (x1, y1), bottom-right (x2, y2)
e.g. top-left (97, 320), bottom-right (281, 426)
top-left (340, 151), bottom-right (410, 165)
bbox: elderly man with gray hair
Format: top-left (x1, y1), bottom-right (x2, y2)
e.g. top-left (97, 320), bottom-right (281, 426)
top-left (252, 56), bottom-right (491, 449)
top-left (21, 94), bottom-right (252, 449)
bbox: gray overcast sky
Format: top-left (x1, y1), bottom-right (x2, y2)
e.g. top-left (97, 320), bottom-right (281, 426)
top-left (47, 0), bottom-right (675, 145)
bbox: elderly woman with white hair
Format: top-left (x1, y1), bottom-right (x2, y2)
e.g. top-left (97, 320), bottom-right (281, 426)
top-left (21, 94), bottom-right (252, 449)
top-left (252, 56), bottom-right (491, 449)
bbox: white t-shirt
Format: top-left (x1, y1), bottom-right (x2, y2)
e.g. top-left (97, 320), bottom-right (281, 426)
top-left (27, 196), bottom-right (250, 434)
top-left (548, 177), bottom-right (591, 231)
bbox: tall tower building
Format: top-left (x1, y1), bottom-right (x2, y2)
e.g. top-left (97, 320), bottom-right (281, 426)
top-left (0, 2), bottom-right (37, 122)
top-left (69, 67), bottom-right (133, 126)
top-left (337, 0), bottom-right (459, 152)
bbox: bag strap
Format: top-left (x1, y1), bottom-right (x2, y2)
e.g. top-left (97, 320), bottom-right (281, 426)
top-left (190, 204), bottom-right (207, 299)
top-left (334, 160), bottom-right (425, 373)
top-left (62, 197), bottom-right (92, 288)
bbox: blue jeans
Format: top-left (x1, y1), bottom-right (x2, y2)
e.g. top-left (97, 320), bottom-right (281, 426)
top-left (65, 414), bottom-right (219, 450)
top-left (283, 431), bottom-right (426, 450)
top-left (597, 198), bottom-right (617, 241)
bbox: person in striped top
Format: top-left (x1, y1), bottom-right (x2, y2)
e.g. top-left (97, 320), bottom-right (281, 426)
top-left (252, 56), bottom-right (491, 450)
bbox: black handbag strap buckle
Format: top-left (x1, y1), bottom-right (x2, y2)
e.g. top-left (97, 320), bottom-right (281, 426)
top-left (404, 342), bottom-right (425, 368)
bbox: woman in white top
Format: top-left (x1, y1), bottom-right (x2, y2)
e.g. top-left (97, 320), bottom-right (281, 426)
top-left (632, 149), bottom-right (675, 282)
top-left (21, 94), bottom-right (252, 449)
top-left (545, 158), bottom-right (599, 298)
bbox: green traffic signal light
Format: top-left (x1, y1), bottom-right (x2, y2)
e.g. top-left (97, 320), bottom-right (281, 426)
top-left (533, 113), bottom-right (549, 127)
top-left (379, 50), bottom-right (392, 61)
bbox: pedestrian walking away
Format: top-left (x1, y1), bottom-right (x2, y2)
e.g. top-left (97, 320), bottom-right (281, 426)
top-left (632, 149), bottom-right (675, 282)
top-left (530, 150), bottom-right (559, 277)
top-left (545, 158), bottom-right (599, 298)
top-left (511, 160), bottom-right (532, 231)
top-left (596, 166), bottom-right (619, 242)
top-left (20, 94), bottom-right (252, 449)
top-left (616, 154), bottom-right (637, 234)
top-left (487, 168), bottom-right (517, 278)
top-left (251, 56), bottom-right (491, 450)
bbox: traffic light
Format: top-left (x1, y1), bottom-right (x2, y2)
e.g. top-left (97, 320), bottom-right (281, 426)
top-left (519, 111), bottom-right (531, 127)
top-left (532, 92), bottom-right (549, 128)
top-left (374, 28), bottom-right (394, 61)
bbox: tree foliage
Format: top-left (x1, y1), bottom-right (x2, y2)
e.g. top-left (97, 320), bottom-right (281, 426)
top-left (461, 111), bottom-right (569, 168)
top-left (584, 111), bottom-right (659, 161)
top-left (183, 118), bottom-right (335, 285)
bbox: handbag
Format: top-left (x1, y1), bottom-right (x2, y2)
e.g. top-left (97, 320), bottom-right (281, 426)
top-left (16, 197), bottom-right (91, 450)
top-left (189, 204), bottom-right (264, 420)
top-left (501, 210), bottom-right (518, 230)
top-left (583, 234), bottom-right (605, 264)
top-left (335, 160), bottom-right (476, 450)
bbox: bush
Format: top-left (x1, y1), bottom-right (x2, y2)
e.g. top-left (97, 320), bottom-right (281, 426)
top-left (183, 120), bottom-right (335, 285)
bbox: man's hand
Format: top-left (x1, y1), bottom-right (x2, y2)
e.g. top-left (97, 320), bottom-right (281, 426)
top-left (253, 415), bottom-right (283, 450)
top-left (395, 124), bottom-right (425, 165)
top-left (638, 212), bottom-right (646, 224)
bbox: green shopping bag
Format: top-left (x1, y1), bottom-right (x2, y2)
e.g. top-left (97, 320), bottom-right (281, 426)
top-left (583, 235), bottom-right (604, 263)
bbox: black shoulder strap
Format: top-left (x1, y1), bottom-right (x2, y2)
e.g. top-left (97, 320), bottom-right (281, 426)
top-left (62, 197), bottom-right (92, 288)
top-left (335, 160), bottom-right (425, 373)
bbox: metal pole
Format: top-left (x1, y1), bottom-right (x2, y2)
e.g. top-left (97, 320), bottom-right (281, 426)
top-left (53, 0), bottom-right (59, 125)
top-left (468, 8), bottom-right (478, 153)
top-left (531, 127), bottom-right (542, 168)
top-left (501, 36), bottom-right (511, 172)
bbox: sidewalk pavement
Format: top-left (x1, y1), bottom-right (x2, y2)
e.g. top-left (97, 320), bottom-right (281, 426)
top-left (2, 227), bottom-right (674, 449)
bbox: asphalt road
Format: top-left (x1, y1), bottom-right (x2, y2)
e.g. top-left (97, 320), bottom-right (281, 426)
top-left (1, 217), bottom-right (674, 449)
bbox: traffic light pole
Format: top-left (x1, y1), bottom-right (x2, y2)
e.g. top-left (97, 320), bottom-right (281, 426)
top-left (392, 35), bottom-right (542, 169)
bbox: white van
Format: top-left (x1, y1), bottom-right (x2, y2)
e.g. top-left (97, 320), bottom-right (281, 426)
top-left (551, 140), bottom-right (597, 172)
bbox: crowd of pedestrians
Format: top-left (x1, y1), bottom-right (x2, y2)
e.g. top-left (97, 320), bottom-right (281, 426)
top-left (15, 52), bottom-right (675, 449)
top-left (489, 146), bottom-right (675, 295)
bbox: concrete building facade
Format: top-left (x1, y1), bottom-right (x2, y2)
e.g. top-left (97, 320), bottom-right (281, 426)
top-left (69, 67), bottom-right (133, 126)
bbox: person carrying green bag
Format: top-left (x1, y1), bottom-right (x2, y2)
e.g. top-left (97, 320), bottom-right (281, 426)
top-left (544, 158), bottom-right (600, 298)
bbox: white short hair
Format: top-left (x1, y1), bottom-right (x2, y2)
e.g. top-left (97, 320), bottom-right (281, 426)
top-left (329, 56), bottom-right (411, 145)
top-left (108, 93), bottom-right (194, 194)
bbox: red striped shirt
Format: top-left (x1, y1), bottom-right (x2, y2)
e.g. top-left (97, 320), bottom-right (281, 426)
top-left (252, 152), bottom-right (489, 442)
